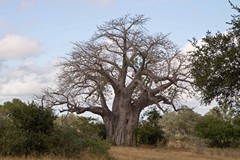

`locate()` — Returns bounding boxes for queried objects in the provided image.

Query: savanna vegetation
[0,1,240,159]
[0,99,110,159]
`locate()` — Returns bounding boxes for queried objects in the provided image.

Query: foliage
[195,114,239,148]
[9,102,55,135]
[206,103,238,122]
[0,99,110,157]
[83,137,110,154]
[135,108,167,146]
[190,2,240,107]
[49,126,83,157]
[233,115,240,140]
[50,114,110,157]
[199,102,240,148]
[0,99,56,156]
[161,109,201,137]
[55,114,107,139]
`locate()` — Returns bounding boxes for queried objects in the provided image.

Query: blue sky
[0,0,239,114]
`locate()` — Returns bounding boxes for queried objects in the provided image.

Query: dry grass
[0,153,110,160]
[0,147,240,160]
[109,147,240,160]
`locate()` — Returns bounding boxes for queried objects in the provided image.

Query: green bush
[49,121,110,158]
[48,126,84,158]
[0,99,110,157]
[82,137,110,154]
[55,115,107,139]
[135,108,167,146]
[0,99,56,156]
[195,115,238,148]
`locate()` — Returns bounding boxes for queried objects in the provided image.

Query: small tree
[161,109,201,137]
[207,103,238,122]
[0,99,56,156]
[195,115,238,148]
[135,108,166,146]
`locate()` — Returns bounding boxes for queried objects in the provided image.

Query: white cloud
[1,75,40,96]
[0,59,58,103]
[0,34,40,60]
[0,60,4,69]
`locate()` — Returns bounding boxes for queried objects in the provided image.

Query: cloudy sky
[0,0,239,114]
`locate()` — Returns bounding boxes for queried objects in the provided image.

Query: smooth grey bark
[103,91,142,146]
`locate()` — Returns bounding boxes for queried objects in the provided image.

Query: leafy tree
[42,15,191,146]
[205,103,240,147]
[8,101,55,135]
[161,109,201,137]
[207,103,238,122]
[190,2,240,108]
[195,114,238,148]
[0,99,56,156]
[135,108,166,146]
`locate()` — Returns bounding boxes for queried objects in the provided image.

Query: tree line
[1,98,239,158]
[136,105,240,148]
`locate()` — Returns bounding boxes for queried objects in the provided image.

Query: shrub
[49,124,110,158]
[0,99,55,156]
[195,115,238,148]
[135,108,167,146]
[48,126,84,158]
[0,99,110,158]
[82,137,110,154]
[49,115,110,157]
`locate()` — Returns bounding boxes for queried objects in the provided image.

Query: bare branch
[42,14,192,120]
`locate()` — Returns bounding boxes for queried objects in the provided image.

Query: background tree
[161,109,201,138]
[190,2,240,109]
[190,3,240,147]
[195,114,239,148]
[207,103,238,121]
[0,99,56,156]
[55,114,106,140]
[135,108,166,146]
[43,15,191,146]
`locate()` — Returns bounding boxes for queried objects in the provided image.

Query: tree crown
[43,14,191,115]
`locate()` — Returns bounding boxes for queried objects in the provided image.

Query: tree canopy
[190,2,240,107]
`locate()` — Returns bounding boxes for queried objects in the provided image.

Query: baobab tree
[43,15,191,146]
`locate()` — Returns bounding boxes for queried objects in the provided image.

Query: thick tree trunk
[103,110,140,146]
[103,93,141,146]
